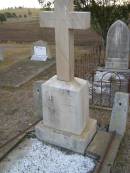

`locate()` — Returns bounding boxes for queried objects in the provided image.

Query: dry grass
[0,8,40,17]
[0,43,32,70]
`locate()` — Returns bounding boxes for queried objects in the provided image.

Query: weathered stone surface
[33,81,45,119]
[35,118,97,154]
[109,92,129,136]
[40,0,90,81]
[105,20,130,70]
[41,75,90,135]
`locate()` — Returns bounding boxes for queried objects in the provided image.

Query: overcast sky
[0,0,127,9]
[0,0,42,9]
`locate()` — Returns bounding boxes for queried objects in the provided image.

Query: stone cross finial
[40,0,90,81]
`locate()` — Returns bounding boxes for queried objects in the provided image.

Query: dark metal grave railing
[74,48,129,108]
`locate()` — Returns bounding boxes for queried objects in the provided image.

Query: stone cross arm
[40,11,90,30]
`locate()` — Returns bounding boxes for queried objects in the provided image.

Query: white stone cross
[40,0,90,81]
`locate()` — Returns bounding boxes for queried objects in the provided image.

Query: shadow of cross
[40,0,90,82]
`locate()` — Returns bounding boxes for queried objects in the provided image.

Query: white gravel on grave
[0,138,95,173]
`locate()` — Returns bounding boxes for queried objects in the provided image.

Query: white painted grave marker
[31,40,48,61]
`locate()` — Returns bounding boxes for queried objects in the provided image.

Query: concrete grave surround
[35,0,97,154]
[105,20,130,70]
[109,92,129,136]
[31,40,49,61]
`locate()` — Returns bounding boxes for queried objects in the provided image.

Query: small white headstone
[109,92,129,136]
[31,40,48,61]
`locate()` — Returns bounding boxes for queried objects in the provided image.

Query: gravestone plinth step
[0,58,55,88]
[35,119,97,154]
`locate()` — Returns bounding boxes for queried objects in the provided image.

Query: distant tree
[12,13,17,18]
[38,0,54,11]
[4,12,17,18]
[18,14,22,18]
[74,0,90,10]
[28,9,32,16]
[74,0,129,47]
[4,12,13,18]
[0,13,6,23]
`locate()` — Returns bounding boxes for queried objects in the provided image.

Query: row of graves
[0,41,55,88]
[0,0,130,173]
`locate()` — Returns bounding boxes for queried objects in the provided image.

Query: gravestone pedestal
[35,75,97,154]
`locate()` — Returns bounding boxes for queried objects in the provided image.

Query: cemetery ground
[0,43,32,70]
[0,43,130,173]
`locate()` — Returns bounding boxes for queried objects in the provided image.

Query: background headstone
[31,40,48,61]
[109,92,129,136]
[105,20,130,70]
[0,48,4,61]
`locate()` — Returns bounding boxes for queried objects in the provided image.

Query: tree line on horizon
[0,9,33,23]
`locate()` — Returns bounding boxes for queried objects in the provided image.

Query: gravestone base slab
[31,55,48,62]
[105,58,129,70]
[35,118,97,154]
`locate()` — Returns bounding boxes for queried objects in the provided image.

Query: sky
[0,0,42,9]
[0,0,128,9]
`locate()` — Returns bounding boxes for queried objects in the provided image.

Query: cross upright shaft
[40,0,90,82]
